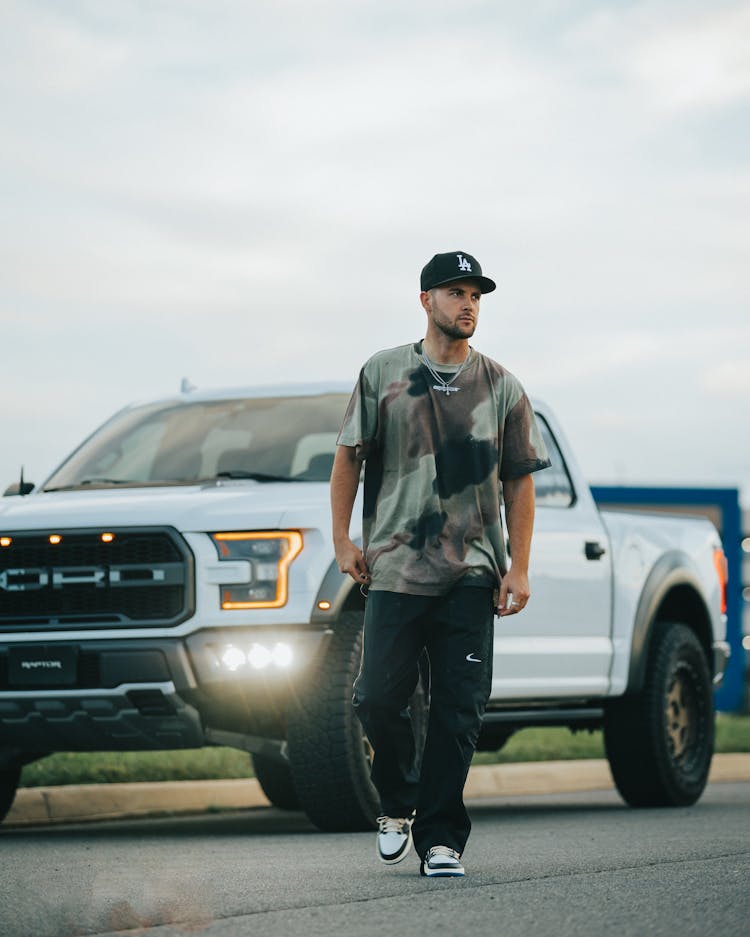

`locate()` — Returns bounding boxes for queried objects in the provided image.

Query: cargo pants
[352,584,495,858]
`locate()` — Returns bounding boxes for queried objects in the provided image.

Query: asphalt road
[1,783,748,937]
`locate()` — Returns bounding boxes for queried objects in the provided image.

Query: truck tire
[0,767,21,824]
[287,610,428,832]
[251,753,300,811]
[604,623,714,807]
[476,726,514,753]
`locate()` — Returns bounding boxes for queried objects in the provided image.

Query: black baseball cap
[420,251,496,294]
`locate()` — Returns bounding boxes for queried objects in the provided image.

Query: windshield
[43,393,350,491]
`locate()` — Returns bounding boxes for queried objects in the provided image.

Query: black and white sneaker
[376,815,414,864]
[420,846,465,877]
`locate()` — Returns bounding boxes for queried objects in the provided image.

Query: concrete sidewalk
[6,753,750,828]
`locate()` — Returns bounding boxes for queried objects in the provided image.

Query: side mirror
[3,481,35,496]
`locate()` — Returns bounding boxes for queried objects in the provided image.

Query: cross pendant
[433,384,460,395]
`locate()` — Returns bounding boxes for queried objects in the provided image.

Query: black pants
[352,585,494,858]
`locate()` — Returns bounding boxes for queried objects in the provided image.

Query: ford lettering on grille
[0,566,171,591]
[0,528,193,631]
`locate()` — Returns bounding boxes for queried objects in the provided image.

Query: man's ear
[419,290,432,315]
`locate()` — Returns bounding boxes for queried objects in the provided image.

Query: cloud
[702,361,750,394]
[0,1,748,500]
[562,1,750,111]
[0,0,130,96]
[628,4,750,110]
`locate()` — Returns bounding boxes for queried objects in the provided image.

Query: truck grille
[0,527,194,631]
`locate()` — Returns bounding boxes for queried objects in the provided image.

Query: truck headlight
[211,531,303,609]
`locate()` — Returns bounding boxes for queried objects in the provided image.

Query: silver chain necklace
[418,345,473,396]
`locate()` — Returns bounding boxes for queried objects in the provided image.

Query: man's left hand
[497,569,530,617]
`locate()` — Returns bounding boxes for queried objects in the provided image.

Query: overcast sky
[1,0,749,505]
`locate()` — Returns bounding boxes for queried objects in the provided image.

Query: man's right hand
[335,539,371,584]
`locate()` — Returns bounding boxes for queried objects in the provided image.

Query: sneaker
[376,815,414,864]
[420,845,465,877]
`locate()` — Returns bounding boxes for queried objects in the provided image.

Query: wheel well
[652,584,712,662]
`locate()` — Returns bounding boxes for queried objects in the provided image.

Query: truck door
[491,410,614,700]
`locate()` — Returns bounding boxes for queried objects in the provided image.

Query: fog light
[272,642,293,668]
[216,640,297,674]
[221,646,246,672]
[248,643,272,670]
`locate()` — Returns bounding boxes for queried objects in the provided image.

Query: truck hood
[0,482,330,532]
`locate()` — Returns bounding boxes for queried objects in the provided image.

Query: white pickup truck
[0,384,730,829]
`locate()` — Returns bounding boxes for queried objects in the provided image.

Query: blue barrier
[590,485,743,713]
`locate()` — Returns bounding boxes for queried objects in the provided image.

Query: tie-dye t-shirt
[337,341,551,596]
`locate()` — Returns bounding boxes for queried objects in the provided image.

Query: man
[330,250,550,877]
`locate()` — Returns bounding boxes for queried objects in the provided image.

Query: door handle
[585,541,606,561]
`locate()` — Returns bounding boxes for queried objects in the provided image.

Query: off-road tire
[251,753,300,811]
[0,767,21,824]
[604,622,714,807]
[287,610,428,832]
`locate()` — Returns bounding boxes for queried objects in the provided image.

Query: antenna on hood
[16,466,34,497]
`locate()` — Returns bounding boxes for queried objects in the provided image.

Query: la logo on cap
[456,254,472,272]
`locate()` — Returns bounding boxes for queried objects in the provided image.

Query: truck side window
[533,416,575,508]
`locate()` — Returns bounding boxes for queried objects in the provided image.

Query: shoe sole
[377,826,413,865]
[421,866,465,877]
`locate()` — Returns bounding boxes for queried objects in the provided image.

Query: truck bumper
[0,680,205,752]
[712,640,731,687]
[0,626,331,755]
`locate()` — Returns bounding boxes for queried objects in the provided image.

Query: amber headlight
[211,531,303,609]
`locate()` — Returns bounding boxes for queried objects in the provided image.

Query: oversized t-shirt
[337,341,551,595]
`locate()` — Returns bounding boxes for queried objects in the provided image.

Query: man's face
[421,279,482,340]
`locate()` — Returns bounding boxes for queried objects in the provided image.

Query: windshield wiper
[44,478,139,491]
[45,472,302,492]
[44,478,185,492]
[80,477,138,485]
[212,471,296,483]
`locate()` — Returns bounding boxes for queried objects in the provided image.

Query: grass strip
[19,713,750,788]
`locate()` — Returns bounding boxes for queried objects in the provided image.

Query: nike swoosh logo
[465,653,482,663]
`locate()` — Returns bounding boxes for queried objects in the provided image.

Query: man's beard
[436,318,475,341]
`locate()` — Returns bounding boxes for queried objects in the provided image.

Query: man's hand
[497,473,535,617]
[330,445,370,585]
[335,538,371,584]
[497,567,530,617]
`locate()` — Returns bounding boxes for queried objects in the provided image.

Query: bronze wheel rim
[665,671,696,759]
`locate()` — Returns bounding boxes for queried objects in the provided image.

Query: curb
[5,753,750,828]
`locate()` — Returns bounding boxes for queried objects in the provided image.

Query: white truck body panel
[601,509,726,696]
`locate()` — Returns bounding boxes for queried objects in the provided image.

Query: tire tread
[604,622,713,807]
[287,611,379,831]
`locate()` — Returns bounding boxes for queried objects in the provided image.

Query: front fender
[310,554,363,624]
